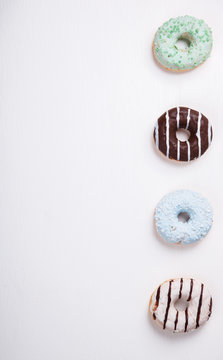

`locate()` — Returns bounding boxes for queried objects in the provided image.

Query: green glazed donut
[153,15,213,72]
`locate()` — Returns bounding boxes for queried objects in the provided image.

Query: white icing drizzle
[196,112,202,157]
[208,121,211,146]
[186,108,190,130]
[186,140,190,161]
[177,106,180,129]
[177,140,180,161]
[166,111,169,157]
[155,121,159,148]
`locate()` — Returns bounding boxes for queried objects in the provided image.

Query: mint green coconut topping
[153,15,213,71]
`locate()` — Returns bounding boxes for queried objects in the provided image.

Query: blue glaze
[155,190,213,245]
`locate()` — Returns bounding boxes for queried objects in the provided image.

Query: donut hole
[174,298,188,312]
[178,212,190,223]
[176,128,190,142]
[175,36,191,51]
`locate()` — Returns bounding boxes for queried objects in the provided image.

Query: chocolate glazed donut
[154,107,213,161]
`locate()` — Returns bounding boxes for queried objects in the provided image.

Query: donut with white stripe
[149,278,212,333]
[154,107,213,161]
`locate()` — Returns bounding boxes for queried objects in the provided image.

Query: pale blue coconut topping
[155,190,213,245]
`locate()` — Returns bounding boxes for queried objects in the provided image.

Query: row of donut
[150,189,213,333]
[149,16,213,334]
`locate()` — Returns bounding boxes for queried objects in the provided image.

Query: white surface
[0,1,222,359]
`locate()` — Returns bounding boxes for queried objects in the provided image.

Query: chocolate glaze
[187,279,193,301]
[154,107,213,161]
[208,297,212,319]
[174,311,179,331]
[152,285,161,318]
[196,283,204,328]
[163,280,173,329]
[179,278,183,299]
[184,307,189,332]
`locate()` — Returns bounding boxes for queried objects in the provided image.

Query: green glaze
[153,15,213,71]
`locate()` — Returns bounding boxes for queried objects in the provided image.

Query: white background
[0,0,222,359]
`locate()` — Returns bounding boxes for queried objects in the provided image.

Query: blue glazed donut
[155,190,213,245]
